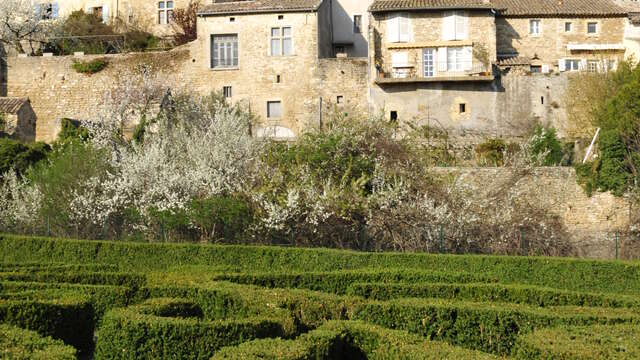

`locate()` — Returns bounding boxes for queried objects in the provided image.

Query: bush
[0,139,50,177]
[514,324,640,359]
[72,58,108,74]
[528,125,563,166]
[0,323,76,360]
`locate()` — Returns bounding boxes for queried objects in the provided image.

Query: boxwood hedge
[0,323,76,359]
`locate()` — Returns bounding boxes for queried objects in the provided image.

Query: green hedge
[0,263,119,272]
[213,269,494,294]
[2,234,640,295]
[514,324,640,359]
[0,323,76,359]
[0,294,95,352]
[0,271,145,288]
[94,297,294,360]
[213,321,499,360]
[347,282,640,308]
[354,298,640,355]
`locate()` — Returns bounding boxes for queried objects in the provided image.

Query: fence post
[520,227,526,257]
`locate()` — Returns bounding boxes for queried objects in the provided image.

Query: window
[565,22,572,32]
[423,48,435,77]
[530,65,542,73]
[276,75,281,83]
[36,3,58,20]
[278,15,284,20]
[158,1,174,25]
[353,15,362,33]
[390,111,398,122]
[267,101,282,118]
[211,34,238,69]
[271,27,293,56]
[223,86,232,98]
[230,17,235,22]
[447,47,465,72]
[442,11,467,40]
[530,20,541,35]
[92,6,103,19]
[459,103,466,114]
[387,13,410,43]
[540,96,544,105]
[337,95,344,104]
[588,60,599,73]
[587,22,598,34]
[565,59,580,71]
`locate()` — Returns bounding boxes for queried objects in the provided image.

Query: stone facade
[496,17,626,69]
[0,99,37,142]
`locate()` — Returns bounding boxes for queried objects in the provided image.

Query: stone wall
[435,167,633,259]
[496,16,626,67]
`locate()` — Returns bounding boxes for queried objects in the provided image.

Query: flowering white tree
[0,0,57,54]
[0,171,42,231]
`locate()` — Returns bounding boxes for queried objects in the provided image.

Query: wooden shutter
[558,59,566,72]
[437,47,448,72]
[442,12,455,41]
[102,4,109,23]
[456,12,468,40]
[579,59,587,71]
[392,52,408,67]
[387,14,399,43]
[399,14,410,42]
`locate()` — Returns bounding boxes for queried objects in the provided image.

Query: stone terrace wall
[435,167,633,259]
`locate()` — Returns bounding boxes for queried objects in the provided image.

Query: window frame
[210,34,239,69]
[267,101,282,119]
[587,22,598,35]
[158,1,174,25]
[565,59,581,71]
[530,19,541,36]
[353,14,362,34]
[447,47,465,72]
[270,26,294,56]
[564,22,572,33]
[223,86,232,98]
[423,48,435,77]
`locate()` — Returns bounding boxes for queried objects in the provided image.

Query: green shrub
[0,323,76,360]
[475,139,507,166]
[514,324,640,359]
[529,125,563,166]
[72,58,108,74]
[346,282,640,308]
[0,138,50,176]
[0,271,145,288]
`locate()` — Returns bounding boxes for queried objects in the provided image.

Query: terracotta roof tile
[199,0,324,15]
[497,55,531,65]
[491,0,626,17]
[0,97,28,114]
[370,0,495,12]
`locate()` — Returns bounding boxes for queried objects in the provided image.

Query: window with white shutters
[442,11,467,40]
[211,34,238,69]
[447,47,464,71]
[387,13,410,43]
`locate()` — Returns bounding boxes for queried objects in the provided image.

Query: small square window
[587,22,598,34]
[223,86,232,98]
[230,17,235,22]
[459,103,467,114]
[565,22,572,32]
[337,95,344,104]
[267,101,282,118]
[390,111,398,122]
[276,75,281,83]
[278,15,284,20]
[530,20,541,35]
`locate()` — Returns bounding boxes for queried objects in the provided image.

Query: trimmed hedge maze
[0,234,639,359]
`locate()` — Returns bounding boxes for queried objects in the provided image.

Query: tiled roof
[198,0,324,15]
[497,56,531,66]
[0,97,28,114]
[491,0,626,17]
[630,13,640,25]
[369,0,495,12]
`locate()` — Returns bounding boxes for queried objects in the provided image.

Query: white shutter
[611,59,618,71]
[399,14,410,42]
[580,59,587,71]
[541,64,550,73]
[392,52,408,67]
[437,47,448,72]
[463,46,473,70]
[558,58,566,72]
[456,12,468,40]
[86,5,92,13]
[102,4,109,23]
[387,14,399,43]
[442,12,455,41]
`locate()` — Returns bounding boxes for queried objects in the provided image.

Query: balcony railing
[376,61,494,84]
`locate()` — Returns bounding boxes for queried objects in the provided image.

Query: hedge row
[213,269,495,294]
[0,294,95,351]
[2,234,640,294]
[514,324,640,359]
[213,320,499,360]
[347,282,640,308]
[0,271,145,289]
[0,262,119,273]
[94,297,296,360]
[0,323,76,360]
[354,298,640,355]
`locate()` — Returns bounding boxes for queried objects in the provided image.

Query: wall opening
[541,96,544,105]
[229,17,235,22]
[459,103,467,114]
[278,15,284,20]
[390,111,398,122]
[337,95,344,104]
[223,86,232,98]
[276,75,281,83]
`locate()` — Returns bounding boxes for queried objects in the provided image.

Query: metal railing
[379,61,492,80]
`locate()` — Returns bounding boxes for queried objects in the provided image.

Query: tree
[0,0,57,54]
[171,0,200,45]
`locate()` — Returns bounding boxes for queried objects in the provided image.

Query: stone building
[0,97,37,141]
